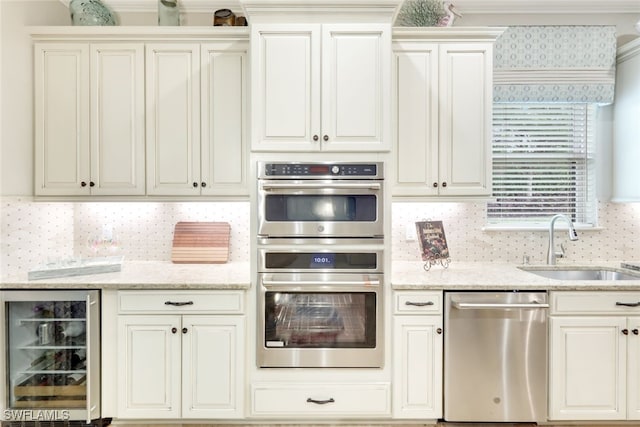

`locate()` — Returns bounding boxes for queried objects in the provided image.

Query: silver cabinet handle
[261,182,381,191]
[453,302,549,309]
[616,302,640,307]
[405,301,435,307]
[307,397,335,405]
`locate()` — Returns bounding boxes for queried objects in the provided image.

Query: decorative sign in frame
[415,220,451,270]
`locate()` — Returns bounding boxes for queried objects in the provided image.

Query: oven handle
[261,182,381,191]
[262,279,381,287]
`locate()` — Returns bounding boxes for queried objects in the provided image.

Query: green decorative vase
[158,0,180,26]
[69,0,117,26]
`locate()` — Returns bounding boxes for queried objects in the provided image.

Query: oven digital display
[309,165,330,174]
[310,253,336,268]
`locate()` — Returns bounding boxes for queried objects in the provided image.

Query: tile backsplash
[1,199,639,277]
[0,199,250,277]
[393,201,640,264]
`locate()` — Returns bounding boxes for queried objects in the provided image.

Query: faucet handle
[555,243,566,259]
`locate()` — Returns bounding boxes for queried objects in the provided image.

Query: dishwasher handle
[452,301,549,310]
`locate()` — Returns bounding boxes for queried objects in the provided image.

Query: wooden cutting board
[171,222,230,264]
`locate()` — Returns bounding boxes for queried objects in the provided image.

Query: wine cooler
[0,290,100,424]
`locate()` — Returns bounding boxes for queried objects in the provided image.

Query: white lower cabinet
[251,383,390,417]
[392,291,443,419]
[549,291,640,421]
[116,291,245,419]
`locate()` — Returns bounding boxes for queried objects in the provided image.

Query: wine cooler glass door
[2,290,100,423]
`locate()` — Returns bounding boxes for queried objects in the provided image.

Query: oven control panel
[261,162,382,178]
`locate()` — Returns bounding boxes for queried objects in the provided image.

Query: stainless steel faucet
[547,214,579,265]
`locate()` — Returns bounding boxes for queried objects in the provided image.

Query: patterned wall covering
[393,201,640,264]
[2,200,640,277]
[0,200,250,277]
[493,26,617,103]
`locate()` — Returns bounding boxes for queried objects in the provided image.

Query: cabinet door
[392,315,442,419]
[181,316,244,418]
[34,43,90,196]
[117,315,182,419]
[146,44,201,195]
[321,24,390,152]
[549,316,626,420]
[392,42,439,196]
[200,42,248,196]
[438,43,493,196]
[90,44,145,195]
[251,24,321,151]
[612,39,640,202]
[627,317,640,419]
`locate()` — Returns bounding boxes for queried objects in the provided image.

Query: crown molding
[393,26,505,41]
[240,0,402,22]
[617,36,640,63]
[30,25,249,40]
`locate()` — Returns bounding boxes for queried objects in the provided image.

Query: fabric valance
[493,26,617,103]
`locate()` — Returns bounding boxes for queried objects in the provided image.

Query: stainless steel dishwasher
[444,291,548,422]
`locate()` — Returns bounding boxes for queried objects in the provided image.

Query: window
[487,104,597,228]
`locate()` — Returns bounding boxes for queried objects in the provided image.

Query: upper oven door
[257,179,383,237]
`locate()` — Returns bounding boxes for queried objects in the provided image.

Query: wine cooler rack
[9,301,87,409]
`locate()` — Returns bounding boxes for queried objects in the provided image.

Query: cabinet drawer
[118,290,243,314]
[251,383,390,417]
[551,291,640,315]
[394,291,442,314]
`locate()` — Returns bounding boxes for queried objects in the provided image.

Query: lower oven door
[257,273,383,368]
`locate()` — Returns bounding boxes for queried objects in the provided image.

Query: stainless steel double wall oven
[256,162,385,368]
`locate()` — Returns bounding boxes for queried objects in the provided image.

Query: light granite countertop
[4,260,640,292]
[0,261,251,290]
[391,261,640,291]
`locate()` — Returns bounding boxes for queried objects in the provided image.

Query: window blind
[487,104,597,226]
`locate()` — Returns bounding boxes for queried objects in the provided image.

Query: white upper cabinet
[33,28,249,199]
[200,42,248,196]
[145,43,202,196]
[438,43,493,196]
[612,38,640,202]
[35,42,145,196]
[393,42,439,196]
[251,23,391,152]
[146,40,248,196]
[392,29,502,198]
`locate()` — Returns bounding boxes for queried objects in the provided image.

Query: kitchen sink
[519,266,640,281]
